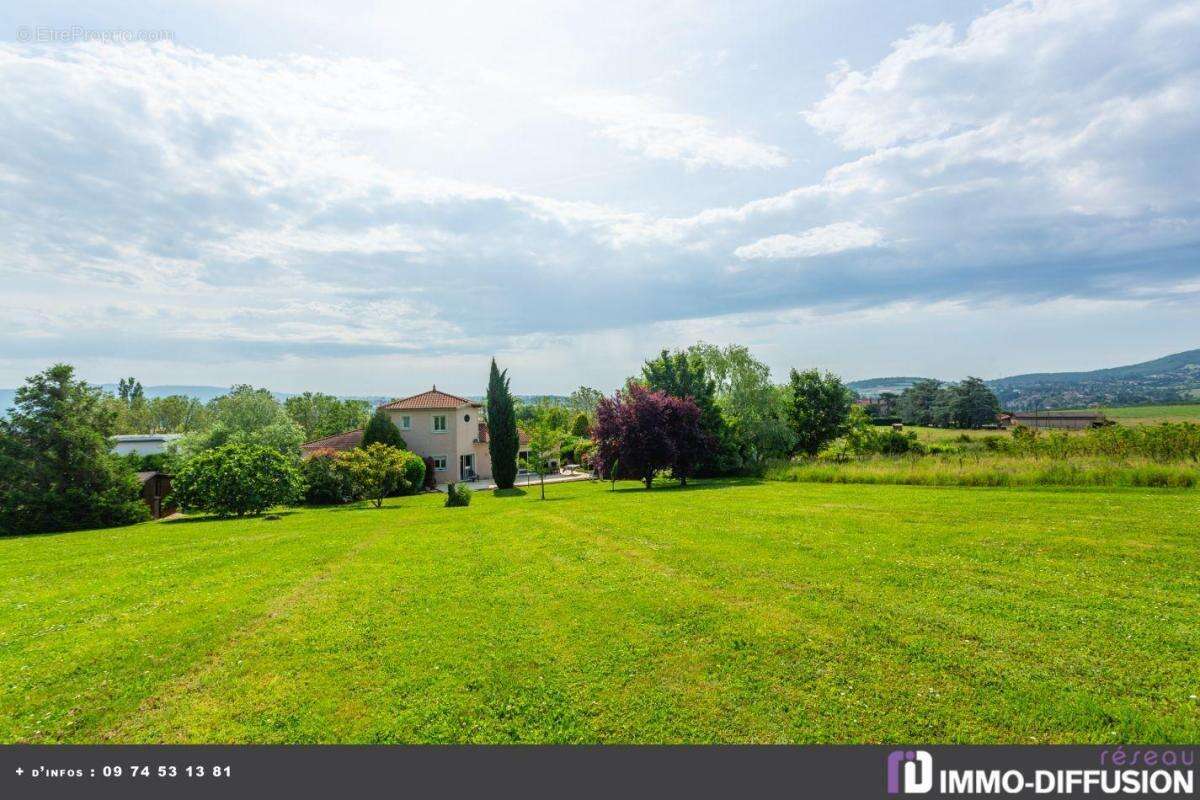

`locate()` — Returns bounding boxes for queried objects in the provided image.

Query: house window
[463,413,471,422]
[433,455,447,471]
[399,415,411,430]
[517,449,530,473]
[432,415,447,432]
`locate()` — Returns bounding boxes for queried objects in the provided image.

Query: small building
[137,471,176,519]
[1000,412,1111,431]
[112,433,183,457]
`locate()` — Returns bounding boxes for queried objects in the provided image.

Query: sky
[1,0,1198,397]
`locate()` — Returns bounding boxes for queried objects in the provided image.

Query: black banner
[0,745,1195,799]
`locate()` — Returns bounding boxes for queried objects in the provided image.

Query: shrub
[875,429,924,455]
[445,482,472,507]
[421,456,438,491]
[172,443,303,517]
[301,448,356,504]
[397,449,426,495]
[339,443,424,507]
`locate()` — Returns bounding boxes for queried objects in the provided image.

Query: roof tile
[379,387,479,410]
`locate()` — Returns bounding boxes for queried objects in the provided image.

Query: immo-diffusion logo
[887,750,933,794]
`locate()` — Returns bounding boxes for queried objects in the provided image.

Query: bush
[421,456,438,491]
[171,443,303,517]
[301,448,356,504]
[445,482,472,507]
[874,429,924,455]
[339,443,424,507]
[398,451,426,495]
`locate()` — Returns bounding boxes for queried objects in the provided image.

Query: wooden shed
[137,471,176,519]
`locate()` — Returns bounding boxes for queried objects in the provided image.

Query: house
[112,433,183,457]
[300,387,551,484]
[380,387,550,483]
[999,411,1111,430]
[137,471,176,519]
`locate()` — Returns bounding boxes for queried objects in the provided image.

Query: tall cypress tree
[486,359,519,489]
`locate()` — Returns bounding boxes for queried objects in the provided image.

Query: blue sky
[1,0,1198,396]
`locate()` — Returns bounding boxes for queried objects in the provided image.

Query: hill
[989,348,1200,410]
[846,377,930,397]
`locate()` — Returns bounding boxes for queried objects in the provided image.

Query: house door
[460,453,475,480]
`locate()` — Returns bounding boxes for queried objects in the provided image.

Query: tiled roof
[300,428,364,455]
[379,387,479,410]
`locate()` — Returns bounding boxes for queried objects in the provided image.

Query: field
[903,404,1200,442]
[2,480,1198,744]
[906,425,1010,443]
[1082,404,1200,425]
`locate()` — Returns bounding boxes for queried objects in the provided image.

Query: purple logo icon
[887,750,933,794]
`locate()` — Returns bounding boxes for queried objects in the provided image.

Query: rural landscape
[3,0,1200,779]
[2,344,1199,743]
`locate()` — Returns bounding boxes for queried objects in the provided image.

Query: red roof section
[300,428,364,455]
[379,386,479,410]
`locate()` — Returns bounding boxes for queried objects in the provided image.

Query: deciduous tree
[786,368,852,456]
[592,384,707,489]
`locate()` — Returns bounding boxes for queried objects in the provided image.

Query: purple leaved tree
[592,383,710,489]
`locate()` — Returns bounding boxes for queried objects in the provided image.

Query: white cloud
[1,0,1199,390]
[734,222,883,260]
[558,93,789,169]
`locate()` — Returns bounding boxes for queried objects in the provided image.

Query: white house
[111,433,183,457]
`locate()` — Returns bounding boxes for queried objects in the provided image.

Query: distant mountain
[0,384,394,416]
[0,383,560,417]
[846,377,931,397]
[988,348,1200,411]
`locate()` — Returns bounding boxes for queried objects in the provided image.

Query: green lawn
[1084,404,1200,425]
[2,480,1198,743]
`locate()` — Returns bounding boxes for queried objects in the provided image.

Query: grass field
[1083,404,1200,425]
[906,425,1010,443]
[2,480,1198,744]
